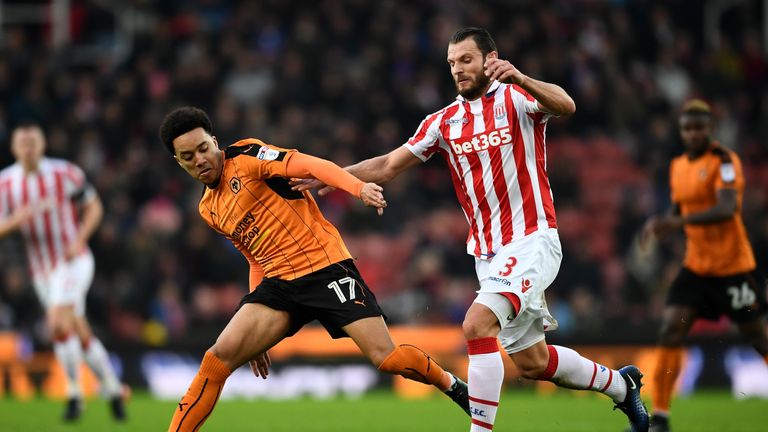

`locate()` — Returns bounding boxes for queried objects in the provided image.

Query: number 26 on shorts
[499,256,517,277]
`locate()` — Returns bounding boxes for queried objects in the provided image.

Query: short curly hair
[159,106,213,155]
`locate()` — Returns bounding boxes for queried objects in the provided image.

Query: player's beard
[456,71,491,101]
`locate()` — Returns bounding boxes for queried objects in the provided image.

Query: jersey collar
[455,80,502,102]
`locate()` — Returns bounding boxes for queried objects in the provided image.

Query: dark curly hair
[159,106,213,155]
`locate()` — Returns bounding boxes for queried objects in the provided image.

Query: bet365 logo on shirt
[450,127,513,155]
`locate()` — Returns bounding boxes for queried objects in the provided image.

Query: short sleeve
[64,162,96,203]
[227,140,297,180]
[0,180,8,217]
[511,85,552,123]
[714,153,743,190]
[404,114,441,162]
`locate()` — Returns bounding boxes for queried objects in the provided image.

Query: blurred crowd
[1,0,767,348]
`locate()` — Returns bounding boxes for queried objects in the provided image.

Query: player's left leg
[512,340,648,432]
[343,316,470,415]
[736,317,768,364]
[74,316,127,420]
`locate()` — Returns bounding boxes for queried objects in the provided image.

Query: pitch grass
[0,391,766,432]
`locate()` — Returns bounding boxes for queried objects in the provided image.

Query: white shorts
[473,228,562,354]
[32,252,94,317]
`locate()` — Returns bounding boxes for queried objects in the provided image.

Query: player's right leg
[649,304,697,432]
[48,304,85,421]
[342,315,470,415]
[168,303,290,432]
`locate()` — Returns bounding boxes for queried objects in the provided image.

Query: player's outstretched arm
[484,57,576,117]
[285,152,387,213]
[291,146,420,196]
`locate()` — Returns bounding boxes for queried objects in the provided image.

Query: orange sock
[652,347,683,414]
[168,351,232,432]
[378,344,452,390]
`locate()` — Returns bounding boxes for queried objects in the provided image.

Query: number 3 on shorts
[499,256,517,277]
[328,277,357,303]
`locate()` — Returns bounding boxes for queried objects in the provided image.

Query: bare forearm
[76,197,103,245]
[346,155,393,184]
[518,75,575,116]
[683,206,734,225]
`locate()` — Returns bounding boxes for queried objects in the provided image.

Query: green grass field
[0,391,766,432]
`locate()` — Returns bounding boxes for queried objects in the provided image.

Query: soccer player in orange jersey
[641,99,768,432]
[159,107,470,431]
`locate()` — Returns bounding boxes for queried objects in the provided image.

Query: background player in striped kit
[0,122,126,421]
[639,99,768,432]
[294,27,649,432]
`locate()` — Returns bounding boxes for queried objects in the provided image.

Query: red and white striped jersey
[0,158,94,276]
[404,80,558,258]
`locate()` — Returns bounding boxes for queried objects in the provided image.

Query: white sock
[468,337,502,431]
[540,345,627,403]
[53,335,83,398]
[83,337,121,397]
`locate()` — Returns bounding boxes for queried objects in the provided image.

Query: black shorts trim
[240,259,386,338]
[667,267,767,323]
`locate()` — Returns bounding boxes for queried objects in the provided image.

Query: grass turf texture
[0,391,765,432]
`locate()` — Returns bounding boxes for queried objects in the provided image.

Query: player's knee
[517,357,548,380]
[658,323,686,346]
[462,311,499,341]
[209,336,242,367]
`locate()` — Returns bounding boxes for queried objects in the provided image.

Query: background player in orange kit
[641,99,768,432]
[159,106,469,432]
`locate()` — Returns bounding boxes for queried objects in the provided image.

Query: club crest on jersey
[230,177,242,194]
[494,104,506,120]
[256,146,280,161]
[445,117,468,125]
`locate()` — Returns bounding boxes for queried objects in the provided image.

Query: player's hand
[64,239,85,261]
[359,183,386,216]
[484,58,526,85]
[8,199,54,228]
[640,215,683,250]
[289,178,337,196]
[249,351,271,380]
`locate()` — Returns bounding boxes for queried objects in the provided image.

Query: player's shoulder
[224,138,291,161]
[42,157,82,172]
[425,100,462,123]
[708,143,739,164]
[0,162,19,178]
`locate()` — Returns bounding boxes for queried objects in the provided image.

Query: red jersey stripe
[37,174,57,269]
[532,116,557,228]
[505,87,539,234]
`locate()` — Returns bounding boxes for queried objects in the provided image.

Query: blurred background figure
[0,123,126,421]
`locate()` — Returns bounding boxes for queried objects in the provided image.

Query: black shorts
[667,267,767,323]
[240,259,386,339]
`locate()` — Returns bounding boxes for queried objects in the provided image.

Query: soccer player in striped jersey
[640,99,768,432]
[159,107,469,432]
[295,27,649,432]
[0,122,126,421]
